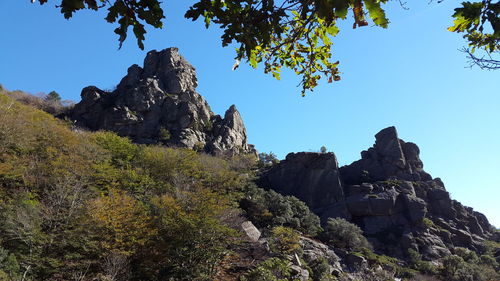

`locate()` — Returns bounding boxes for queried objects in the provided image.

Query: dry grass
[0,85,74,116]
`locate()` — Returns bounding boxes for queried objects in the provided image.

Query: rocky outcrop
[340,126,431,184]
[258,127,493,260]
[70,47,255,156]
[258,152,344,210]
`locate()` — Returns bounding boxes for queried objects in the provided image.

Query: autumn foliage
[0,89,247,280]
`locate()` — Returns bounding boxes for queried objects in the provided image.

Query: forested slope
[0,87,498,281]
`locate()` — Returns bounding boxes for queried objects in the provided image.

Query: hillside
[0,48,499,281]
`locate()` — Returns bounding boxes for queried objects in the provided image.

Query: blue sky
[1,0,499,227]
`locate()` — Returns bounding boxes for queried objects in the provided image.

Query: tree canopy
[448,0,500,70]
[34,0,499,94]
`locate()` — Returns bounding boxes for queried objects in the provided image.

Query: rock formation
[259,126,493,260]
[340,126,432,184]
[258,152,344,210]
[70,47,255,156]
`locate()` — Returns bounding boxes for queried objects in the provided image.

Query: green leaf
[364,0,389,28]
[272,71,281,80]
[326,25,339,36]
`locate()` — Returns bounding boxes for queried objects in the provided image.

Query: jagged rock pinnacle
[70,47,255,156]
[340,126,431,184]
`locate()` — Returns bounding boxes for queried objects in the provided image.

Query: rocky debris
[258,127,493,260]
[258,152,344,210]
[70,47,255,156]
[300,236,343,276]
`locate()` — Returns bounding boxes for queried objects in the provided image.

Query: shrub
[409,274,441,281]
[269,226,301,256]
[345,268,396,281]
[422,218,435,228]
[193,141,206,152]
[258,152,279,167]
[91,132,141,168]
[453,247,479,263]
[479,254,498,268]
[441,255,465,279]
[0,247,20,279]
[158,127,171,143]
[151,189,237,280]
[439,251,500,281]
[240,184,322,236]
[87,189,157,256]
[309,256,335,281]
[227,154,258,171]
[240,258,295,281]
[321,218,372,251]
[407,249,437,275]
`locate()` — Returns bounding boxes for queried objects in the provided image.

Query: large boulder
[240,221,261,242]
[70,47,255,156]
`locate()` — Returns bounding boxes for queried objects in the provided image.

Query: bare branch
[462,48,500,70]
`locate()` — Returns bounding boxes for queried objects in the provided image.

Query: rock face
[258,152,344,210]
[70,47,255,156]
[259,127,493,260]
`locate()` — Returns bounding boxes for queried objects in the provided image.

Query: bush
[240,184,322,236]
[0,247,20,279]
[321,218,371,251]
[479,254,498,268]
[309,256,335,281]
[150,189,237,280]
[422,218,435,228]
[258,152,279,167]
[193,141,206,152]
[240,258,295,281]
[91,132,141,168]
[344,268,396,281]
[269,226,301,256]
[453,247,479,263]
[87,189,157,256]
[407,249,437,275]
[158,127,171,143]
[440,252,500,281]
